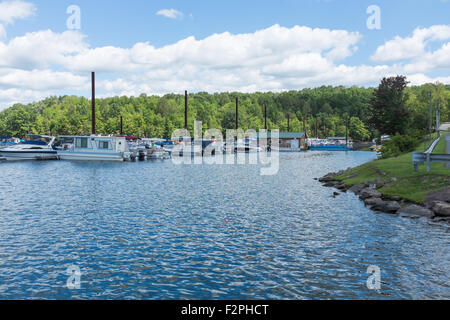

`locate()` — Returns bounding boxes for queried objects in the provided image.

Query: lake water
[0,152,449,300]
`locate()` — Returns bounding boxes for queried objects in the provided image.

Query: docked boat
[0,137,22,149]
[223,139,262,153]
[147,145,171,160]
[57,135,132,161]
[0,135,57,161]
[308,138,352,151]
[153,140,175,151]
[172,139,222,157]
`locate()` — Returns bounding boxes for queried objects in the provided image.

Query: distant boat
[223,139,262,153]
[147,145,171,160]
[172,139,220,157]
[57,135,132,161]
[308,138,352,151]
[309,145,351,151]
[0,137,22,149]
[0,135,57,161]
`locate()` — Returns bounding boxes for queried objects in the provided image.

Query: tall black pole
[236,97,239,130]
[185,91,188,130]
[120,116,123,135]
[91,72,96,135]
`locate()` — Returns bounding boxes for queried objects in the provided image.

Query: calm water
[0,152,449,300]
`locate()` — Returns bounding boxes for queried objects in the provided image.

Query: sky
[0,0,449,110]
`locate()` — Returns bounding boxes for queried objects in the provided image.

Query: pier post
[91,72,96,135]
[185,91,188,130]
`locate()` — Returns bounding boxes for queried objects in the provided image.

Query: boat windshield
[21,140,48,146]
[21,135,51,145]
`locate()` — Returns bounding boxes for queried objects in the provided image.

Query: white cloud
[0,30,87,69]
[0,87,50,107]
[372,25,450,62]
[0,69,87,90]
[156,8,184,20]
[0,1,35,39]
[0,0,35,24]
[0,23,449,111]
[0,24,6,39]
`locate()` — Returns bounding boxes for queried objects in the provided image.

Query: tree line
[0,80,448,141]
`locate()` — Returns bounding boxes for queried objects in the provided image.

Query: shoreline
[318,167,450,226]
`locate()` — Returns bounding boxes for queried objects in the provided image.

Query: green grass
[433,132,449,154]
[335,138,450,204]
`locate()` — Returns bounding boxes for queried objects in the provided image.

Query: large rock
[349,183,366,195]
[364,197,384,207]
[319,173,337,182]
[424,187,450,208]
[336,183,348,191]
[372,201,401,214]
[433,217,450,224]
[323,181,340,187]
[359,188,382,200]
[432,201,450,217]
[397,204,435,219]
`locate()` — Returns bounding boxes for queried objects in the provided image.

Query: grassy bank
[433,133,448,154]
[335,133,450,204]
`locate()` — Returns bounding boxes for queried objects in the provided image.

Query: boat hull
[58,151,125,161]
[0,150,58,161]
[310,145,351,151]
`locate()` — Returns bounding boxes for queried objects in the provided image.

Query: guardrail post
[426,153,431,172]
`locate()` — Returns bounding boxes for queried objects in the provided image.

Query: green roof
[256,132,306,139]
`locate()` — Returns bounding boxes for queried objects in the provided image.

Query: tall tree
[368,76,410,135]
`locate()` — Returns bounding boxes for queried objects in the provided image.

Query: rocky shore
[318,168,450,225]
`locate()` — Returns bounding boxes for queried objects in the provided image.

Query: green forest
[0,80,449,141]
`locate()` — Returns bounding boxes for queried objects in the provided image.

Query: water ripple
[0,152,449,299]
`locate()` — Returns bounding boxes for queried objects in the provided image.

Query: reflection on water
[0,152,449,299]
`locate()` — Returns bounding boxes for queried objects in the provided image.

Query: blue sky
[0,0,449,109]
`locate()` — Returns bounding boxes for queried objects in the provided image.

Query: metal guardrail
[413,134,450,172]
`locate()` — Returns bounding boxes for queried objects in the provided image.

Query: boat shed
[256,132,307,149]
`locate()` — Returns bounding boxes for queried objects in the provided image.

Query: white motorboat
[147,145,171,160]
[57,135,132,161]
[0,135,57,161]
[171,139,222,157]
[0,137,21,149]
[223,139,262,153]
